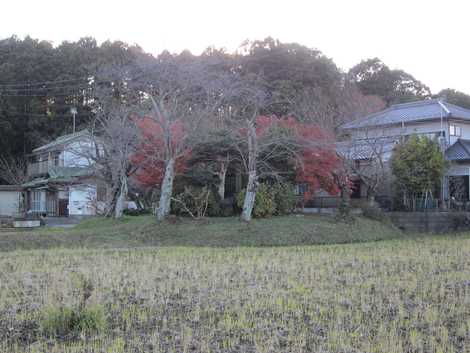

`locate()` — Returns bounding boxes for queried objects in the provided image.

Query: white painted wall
[68,184,97,216]
[60,140,94,167]
[0,191,21,216]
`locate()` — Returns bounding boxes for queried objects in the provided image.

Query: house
[339,98,470,205]
[22,130,106,217]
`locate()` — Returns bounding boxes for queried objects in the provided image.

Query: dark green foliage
[436,88,470,109]
[391,135,447,209]
[0,35,145,176]
[237,183,276,218]
[206,196,236,217]
[236,182,297,218]
[41,305,107,338]
[123,208,151,216]
[348,58,431,105]
[271,182,297,215]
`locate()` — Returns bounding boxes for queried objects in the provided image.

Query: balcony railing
[27,161,53,177]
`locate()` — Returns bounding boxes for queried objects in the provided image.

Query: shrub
[237,183,276,218]
[172,186,218,218]
[359,201,389,223]
[123,208,151,216]
[271,183,297,215]
[41,305,107,338]
[206,195,235,217]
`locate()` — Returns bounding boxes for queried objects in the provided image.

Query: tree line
[1,35,469,221]
[2,35,469,165]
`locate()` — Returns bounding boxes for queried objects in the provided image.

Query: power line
[0,77,90,88]
[0,83,91,92]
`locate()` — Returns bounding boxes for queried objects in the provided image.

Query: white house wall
[68,184,97,216]
[0,191,21,216]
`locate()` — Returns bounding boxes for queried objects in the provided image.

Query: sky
[2,0,470,94]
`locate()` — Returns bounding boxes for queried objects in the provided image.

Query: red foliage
[291,121,340,199]
[132,117,190,188]
[252,115,339,199]
[246,115,342,200]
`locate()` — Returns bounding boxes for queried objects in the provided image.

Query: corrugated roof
[342,99,470,130]
[32,130,91,154]
[22,166,94,189]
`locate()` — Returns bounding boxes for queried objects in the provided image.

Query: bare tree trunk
[338,182,351,217]
[367,189,376,207]
[114,175,128,219]
[157,157,175,221]
[217,160,228,200]
[241,120,258,222]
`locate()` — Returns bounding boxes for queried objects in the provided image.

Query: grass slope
[0,214,405,251]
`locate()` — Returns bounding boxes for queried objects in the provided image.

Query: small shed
[0,185,23,217]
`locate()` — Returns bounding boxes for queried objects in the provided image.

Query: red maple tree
[291,122,341,200]
[240,115,341,201]
[132,117,190,188]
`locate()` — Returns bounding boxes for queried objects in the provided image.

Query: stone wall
[389,211,470,233]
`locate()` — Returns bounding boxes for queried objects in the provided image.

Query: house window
[31,191,44,212]
[294,184,308,196]
[450,125,462,137]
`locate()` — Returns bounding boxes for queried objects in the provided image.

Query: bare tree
[217,81,272,222]
[135,54,225,221]
[87,87,141,219]
[285,82,386,133]
[339,134,393,205]
[0,156,27,185]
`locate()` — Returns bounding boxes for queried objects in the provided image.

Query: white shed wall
[0,191,21,216]
[68,184,97,216]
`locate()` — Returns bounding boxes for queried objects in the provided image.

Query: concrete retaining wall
[389,212,470,233]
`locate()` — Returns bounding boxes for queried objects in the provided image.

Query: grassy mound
[0,214,404,251]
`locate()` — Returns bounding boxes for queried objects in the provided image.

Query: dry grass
[2,229,470,352]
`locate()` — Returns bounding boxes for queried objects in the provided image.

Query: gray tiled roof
[336,138,399,160]
[342,99,470,129]
[445,139,470,161]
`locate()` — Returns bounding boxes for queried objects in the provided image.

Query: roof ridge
[443,101,470,113]
[457,138,470,156]
[390,98,439,110]
[32,129,91,153]
[341,106,393,129]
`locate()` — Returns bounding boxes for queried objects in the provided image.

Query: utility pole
[70,107,77,133]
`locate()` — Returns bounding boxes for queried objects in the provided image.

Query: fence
[389,211,470,233]
[27,161,50,177]
[308,196,393,210]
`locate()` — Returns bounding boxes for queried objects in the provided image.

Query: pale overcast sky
[2,0,470,94]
